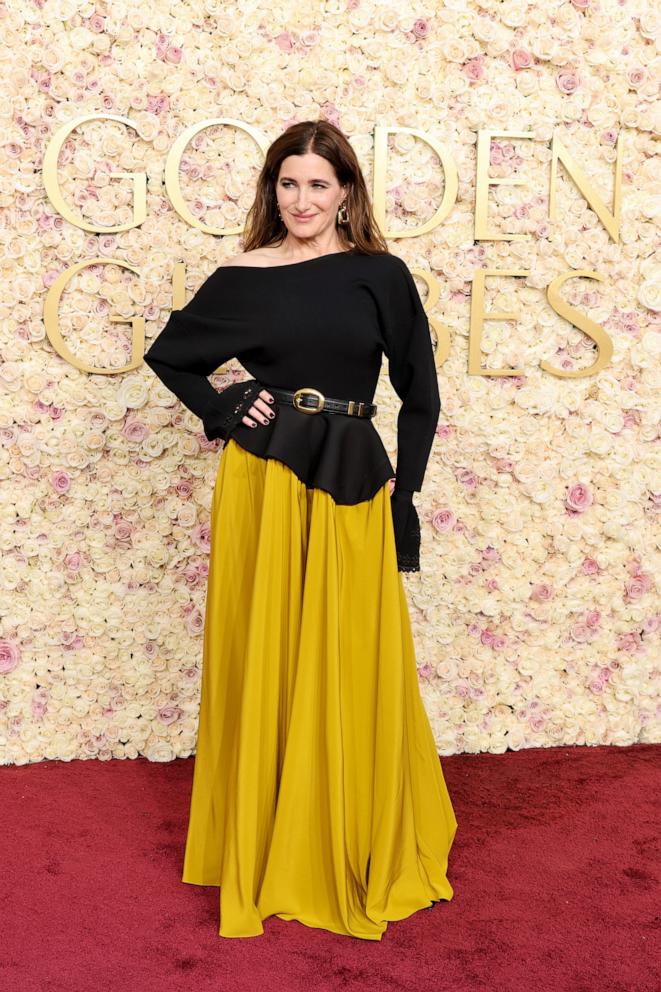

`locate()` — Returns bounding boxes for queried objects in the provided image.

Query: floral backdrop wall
[1,0,659,765]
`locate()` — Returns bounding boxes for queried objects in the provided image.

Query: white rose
[638,11,659,40]
[442,38,468,63]
[144,740,175,762]
[638,280,661,312]
[529,33,556,60]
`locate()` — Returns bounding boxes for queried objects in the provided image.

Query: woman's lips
[293,214,315,220]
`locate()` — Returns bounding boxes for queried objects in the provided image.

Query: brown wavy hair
[241,120,389,256]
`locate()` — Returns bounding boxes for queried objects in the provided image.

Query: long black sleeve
[382,257,441,572]
[143,268,261,441]
[383,256,441,493]
[390,488,422,572]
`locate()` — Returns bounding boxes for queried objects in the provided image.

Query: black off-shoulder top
[143,250,441,571]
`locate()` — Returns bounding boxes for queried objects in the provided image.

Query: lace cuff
[390,489,421,572]
[202,379,263,442]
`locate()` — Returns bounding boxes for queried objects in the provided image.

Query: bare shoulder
[219,249,278,268]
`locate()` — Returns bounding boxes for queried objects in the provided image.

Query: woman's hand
[242,388,276,428]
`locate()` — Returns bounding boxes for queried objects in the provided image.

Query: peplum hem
[225,391,396,505]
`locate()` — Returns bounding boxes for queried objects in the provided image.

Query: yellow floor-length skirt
[181,437,458,940]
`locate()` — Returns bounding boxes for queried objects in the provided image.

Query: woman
[143,119,457,941]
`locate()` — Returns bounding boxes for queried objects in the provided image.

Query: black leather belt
[266,386,377,419]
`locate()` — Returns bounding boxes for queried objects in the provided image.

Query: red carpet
[3,743,659,992]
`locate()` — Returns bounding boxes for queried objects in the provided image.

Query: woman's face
[275,152,347,240]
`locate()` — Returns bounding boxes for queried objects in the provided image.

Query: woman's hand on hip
[242,389,276,428]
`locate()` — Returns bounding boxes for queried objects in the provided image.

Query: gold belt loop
[293,387,325,413]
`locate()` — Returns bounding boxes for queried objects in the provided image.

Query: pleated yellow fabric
[181,438,458,940]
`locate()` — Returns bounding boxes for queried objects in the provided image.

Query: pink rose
[490,142,505,165]
[512,48,533,71]
[158,706,182,725]
[181,564,201,587]
[570,621,593,643]
[431,509,455,532]
[191,522,211,553]
[585,610,601,628]
[531,583,553,602]
[114,520,133,543]
[155,33,169,58]
[571,0,591,8]
[566,482,593,513]
[147,94,170,115]
[320,103,341,128]
[413,18,430,39]
[624,574,652,600]
[275,32,295,52]
[0,640,20,674]
[165,46,183,65]
[32,689,49,719]
[463,58,484,82]
[616,632,642,652]
[122,419,149,442]
[65,552,82,571]
[186,610,205,637]
[51,470,71,494]
[626,67,646,88]
[581,557,599,574]
[556,70,580,94]
[457,469,479,491]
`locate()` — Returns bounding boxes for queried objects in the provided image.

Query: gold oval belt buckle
[293,387,325,414]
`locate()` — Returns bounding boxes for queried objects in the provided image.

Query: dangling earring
[337,201,349,225]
